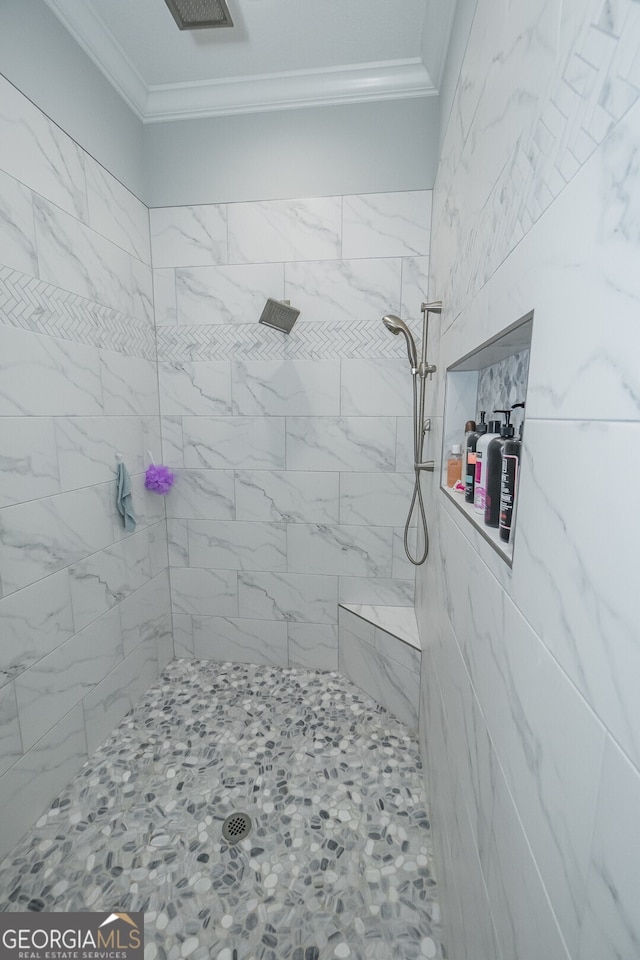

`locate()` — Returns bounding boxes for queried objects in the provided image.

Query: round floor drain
[222,812,252,843]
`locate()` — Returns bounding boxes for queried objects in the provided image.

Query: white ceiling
[42,0,452,122]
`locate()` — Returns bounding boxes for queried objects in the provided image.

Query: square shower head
[258,299,301,335]
[164,0,234,30]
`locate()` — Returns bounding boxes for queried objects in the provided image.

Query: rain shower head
[164,0,234,29]
[259,299,301,335]
[382,314,418,370]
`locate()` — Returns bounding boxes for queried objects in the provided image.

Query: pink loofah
[145,463,175,494]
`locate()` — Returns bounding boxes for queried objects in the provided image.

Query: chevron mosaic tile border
[0,266,156,359]
[156,320,416,362]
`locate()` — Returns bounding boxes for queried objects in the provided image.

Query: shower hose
[403,371,429,565]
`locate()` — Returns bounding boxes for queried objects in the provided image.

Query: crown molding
[43,0,147,118]
[43,0,435,122]
[144,60,436,122]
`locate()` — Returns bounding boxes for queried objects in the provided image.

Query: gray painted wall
[0,0,145,199]
[0,1,439,207]
[144,97,439,207]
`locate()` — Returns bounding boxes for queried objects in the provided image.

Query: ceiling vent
[164,0,234,30]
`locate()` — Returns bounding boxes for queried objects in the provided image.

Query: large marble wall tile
[82,636,160,756]
[128,631,163,701]
[372,626,420,674]
[0,327,103,417]
[165,469,235,520]
[176,263,284,325]
[0,683,21,777]
[171,567,238,617]
[167,519,189,567]
[395,417,416,472]
[192,615,288,666]
[232,360,340,416]
[158,361,232,416]
[0,570,75,688]
[288,622,339,671]
[512,419,640,768]
[434,624,498,874]
[0,485,114,595]
[34,197,133,316]
[150,205,227,268]
[0,75,88,222]
[227,197,342,264]
[577,737,640,960]
[235,470,340,524]
[285,417,397,472]
[147,519,169,579]
[0,417,60,507]
[182,416,286,470]
[338,607,375,646]
[85,155,150,264]
[238,571,338,623]
[55,417,144,491]
[392,527,419,581]
[100,352,159,416]
[509,114,640,423]
[441,506,606,952]
[339,359,413,417]
[153,268,177,326]
[173,613,194,658]
[339,473,415,527]
[0,168,37,276]
[14,606,123,751]
[283,258,402,324]
[69,529,152,630]
[0,704,87,863]
[158,614,175,671]
[287,523,393,578]
[486,768,571,960]
[338,576,414,607]
[119,570,171,657]
[446,779,503,960]
[338,618,419,729]
[400,257,430,321]
[342,192,432,259]
[161,416,185,467]
[188,519,287,572]
[130,258,154,327]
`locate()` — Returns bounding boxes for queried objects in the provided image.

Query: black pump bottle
[464,412,487,504]
[499,403,525,542]
[484,410,514,527]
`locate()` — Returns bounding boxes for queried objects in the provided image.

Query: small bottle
[447,444,463,487]
[465,412,486,504]
[474,420,500,514]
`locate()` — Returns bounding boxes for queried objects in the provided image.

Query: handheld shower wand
[381,301,442,565]
[382,315,418,371]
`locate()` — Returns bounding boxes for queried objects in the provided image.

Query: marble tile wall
[153,190,433,669]
[0,75,169,861]
[417,1,640,958]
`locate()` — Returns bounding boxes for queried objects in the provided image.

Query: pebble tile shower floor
[0,659,443,960]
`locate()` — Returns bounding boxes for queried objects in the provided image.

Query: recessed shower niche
[441,311,533,564]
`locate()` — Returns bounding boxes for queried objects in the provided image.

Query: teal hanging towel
[116,461,136,532]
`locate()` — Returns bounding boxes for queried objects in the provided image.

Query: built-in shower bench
[337,604,421,731]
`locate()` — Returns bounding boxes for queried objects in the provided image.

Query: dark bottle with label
[499,408,524,542]
[465,412,487,503]
[484,409,514,527]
